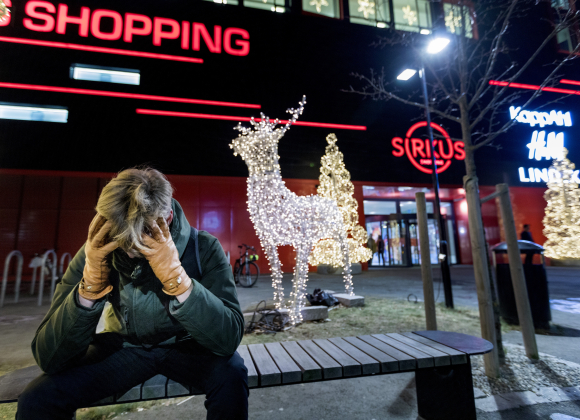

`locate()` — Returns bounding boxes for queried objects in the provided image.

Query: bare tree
[347,0,579,377]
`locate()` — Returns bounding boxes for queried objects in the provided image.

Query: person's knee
[208,353,248,392]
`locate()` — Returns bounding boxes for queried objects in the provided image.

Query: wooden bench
[0,331,492,420]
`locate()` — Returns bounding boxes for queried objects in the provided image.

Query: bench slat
[386,333,450,366]
[328,338,380,375]
[371,334,434,368]
[237,345,259,388]
[413,330,494,356]
[357,335,416,371]
[248,344,281,386]
[280,341,322,382]
[342,337,399,373]
[297,340,342,379]
[264,342,302,384]
[402,333,467,365]
[313,339,361,377]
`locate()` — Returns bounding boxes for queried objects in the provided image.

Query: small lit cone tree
[310,133,372,269]
[543,148,580,262]
[0,0,10,23]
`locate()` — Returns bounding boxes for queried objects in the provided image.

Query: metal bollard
[59,253,72,277]
[1,250,23,308]
[37,250,57,306]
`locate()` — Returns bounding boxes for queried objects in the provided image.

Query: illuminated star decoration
[543,148,580,262]
[230,97,353,325]
[310,134,372,267]
[0,0,10,23]
[309,0,329,13]
[357,0,375,19]
[444,8,462,34]
[402,5,417,25]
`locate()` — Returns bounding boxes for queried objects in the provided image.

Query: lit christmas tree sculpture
[0,0,10,23]
[543,148,580,262]
[231,98,353,324]
[310,134,372,267]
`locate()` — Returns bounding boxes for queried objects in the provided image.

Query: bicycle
[233,244,260,288]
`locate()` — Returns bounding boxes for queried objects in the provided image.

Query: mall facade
[0,0,577,274]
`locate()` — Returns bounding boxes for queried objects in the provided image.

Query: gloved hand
[79,214,118,300]
[141,217,192,296]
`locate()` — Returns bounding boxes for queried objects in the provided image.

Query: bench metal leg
[415,359,476,420]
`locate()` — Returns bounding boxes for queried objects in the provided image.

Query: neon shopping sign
[3,1,250,56]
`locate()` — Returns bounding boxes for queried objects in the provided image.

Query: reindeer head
[231,97,306,176]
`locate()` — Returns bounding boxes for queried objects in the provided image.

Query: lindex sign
[391,122,466,174]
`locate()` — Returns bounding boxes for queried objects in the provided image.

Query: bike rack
[59,253,71,277]
[37,250,57,306]
[0,250,23,308]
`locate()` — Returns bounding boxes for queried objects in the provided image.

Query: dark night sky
[0,0,578,188]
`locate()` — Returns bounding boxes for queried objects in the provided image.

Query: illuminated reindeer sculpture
[230,97,353,324]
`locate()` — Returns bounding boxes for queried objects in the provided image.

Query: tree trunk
[460,101,501,377]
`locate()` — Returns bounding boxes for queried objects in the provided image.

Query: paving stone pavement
[1,265,579,419]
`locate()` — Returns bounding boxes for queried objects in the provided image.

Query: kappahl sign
[391,122,465,174]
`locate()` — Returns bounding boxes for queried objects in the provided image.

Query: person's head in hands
[96,167,174,258]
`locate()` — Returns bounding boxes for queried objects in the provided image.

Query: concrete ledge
[278,305,328,321]
[244,306,328,325]
[317,263,363,275]
[243,312,263,327]
[333,293,365,307]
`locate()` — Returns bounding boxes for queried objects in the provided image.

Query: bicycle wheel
[238,262,259,288]
[233,260,241,284]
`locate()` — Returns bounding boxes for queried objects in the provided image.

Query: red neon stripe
[0,36,203,64]
[489,80,580,95]
[560,79,580,86]
[0,82,261,109]
[136,109,368,131]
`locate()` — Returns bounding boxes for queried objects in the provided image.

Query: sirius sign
[391,121,465,174]
[511,106,575,183]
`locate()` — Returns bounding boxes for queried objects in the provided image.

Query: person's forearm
[78,291,96,308]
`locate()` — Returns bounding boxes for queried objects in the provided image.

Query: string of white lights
[230,97,353,324]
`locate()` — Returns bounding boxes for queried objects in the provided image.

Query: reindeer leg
[264,242,284,309]
[290,242,312,325]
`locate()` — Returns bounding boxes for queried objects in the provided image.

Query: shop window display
[303,0,340,18]
[392,0,432,33]
[348,0,390,28]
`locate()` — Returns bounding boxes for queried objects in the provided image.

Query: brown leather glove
[141,217,192,296]
[79,214,118,300]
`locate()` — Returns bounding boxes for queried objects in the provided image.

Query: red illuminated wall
[0,169,548,282]
[0,169,327,281]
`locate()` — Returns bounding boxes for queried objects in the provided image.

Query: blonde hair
[96,167,174,254]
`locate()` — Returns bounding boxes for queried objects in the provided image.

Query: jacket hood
[171,198,191,258]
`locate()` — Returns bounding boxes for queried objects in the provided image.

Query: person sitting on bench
[16,167,248,420]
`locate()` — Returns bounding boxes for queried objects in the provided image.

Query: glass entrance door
[407,218,440,264]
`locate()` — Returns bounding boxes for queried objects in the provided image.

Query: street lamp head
[397,69,417,81]
[426,37,450,54]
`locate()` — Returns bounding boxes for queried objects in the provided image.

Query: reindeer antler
[280,95,307,135]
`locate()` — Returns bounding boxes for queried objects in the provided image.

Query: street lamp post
[398,37,454,309]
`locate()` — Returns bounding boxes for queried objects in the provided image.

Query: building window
[443,2,474,38]
[203,0,240,6]
[302,0,340,18]
[552,0,577,52]
[349,0,390,27]
[393,0,432,34]
[244,0,285,13]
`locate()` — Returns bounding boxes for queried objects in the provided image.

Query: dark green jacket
[32,200,244,375]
